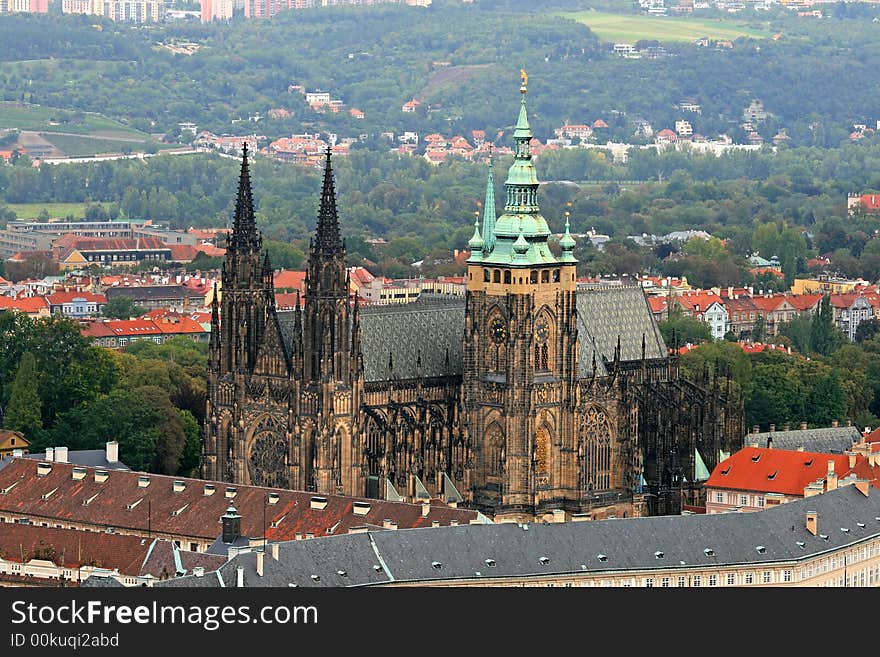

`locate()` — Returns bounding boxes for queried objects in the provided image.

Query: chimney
[421,502,430,518]
[270,543,280,561]
[236,566,244,588]
[106,441,119,464]
[12,449,23,458]
[45,447,54,462]
[806,511,818,536]
[846,419,852,427]
[800,422,807,430]
[826,460,838,491]
[752,425,760,434]
[832,419,839,428]
[769,423,775,433]
[222,504,242,544]
[848,452,856,469]
[256,550,265,577]
[783,423,790,432]
[382,519,398,530]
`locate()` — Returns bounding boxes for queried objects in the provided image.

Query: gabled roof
[0,458,480,543]
[705,447,852,496]
[273,270,306,291]
[749,426,861,454]
[155,485,880,588]
[0,296,49,313]
[46,291,106,305]
[0,524,150,575]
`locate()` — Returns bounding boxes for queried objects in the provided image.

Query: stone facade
[202,92,743,519]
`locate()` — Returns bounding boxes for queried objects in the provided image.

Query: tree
[752,315,765,342]
[4,351,42,440]
[658,307,712,346]
[778,315,812,354]
[810,295,843,356]
[806,370,847,426]
[103,295,145,320]
[855,318,880,343]
[177,409,201,477]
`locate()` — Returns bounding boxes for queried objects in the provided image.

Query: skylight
[597,554,607,562]
[432,561,442,570]
[539,557,550,565]
[703,548,715,557]
[485,559,496,567]
[654,551,665,559]
[756,546,766,554]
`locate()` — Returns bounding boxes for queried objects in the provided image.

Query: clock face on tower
[490,317,507,344]
[535,319,550,344]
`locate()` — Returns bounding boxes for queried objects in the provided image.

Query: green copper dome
[473,76,575,268]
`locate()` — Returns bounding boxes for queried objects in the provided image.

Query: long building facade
[202,87,743,519]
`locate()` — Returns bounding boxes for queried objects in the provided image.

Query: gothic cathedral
[202,86,744,519]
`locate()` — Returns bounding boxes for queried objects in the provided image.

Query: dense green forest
[0,313,205,476]
[4,138,880,281]
[0,5,879,145]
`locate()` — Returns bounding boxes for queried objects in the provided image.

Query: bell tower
[463,75,579,516]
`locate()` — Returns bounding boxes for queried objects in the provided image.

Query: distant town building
[201,0,233,21]
[61,0,164,22]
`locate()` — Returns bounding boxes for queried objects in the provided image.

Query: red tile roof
[0,524,150,575]
[0,295,49,313]
[273,270,306,291]
[647,297,668,313]
[675,291,723,312]
[168,244,199,262]
[706,447,852,496]
[46,291,106,305]
[0,459,480,543]
[857,194,880,212]
[788,293,823,311]
[751,295,788,312]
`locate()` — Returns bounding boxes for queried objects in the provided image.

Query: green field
[558,11,771,43]
[38,133,154,157]
[0,102,149,139]
[2,202,116,220]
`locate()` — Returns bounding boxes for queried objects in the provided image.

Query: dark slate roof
[156,485,880,587]
[359,296,465,382]
[106,286,189,301]
[23,450,130,471]
[81,576,126,588]
[748,427,862,454]
[576,284,667,376]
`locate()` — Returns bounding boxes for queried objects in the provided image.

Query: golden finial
[520,69,528,94]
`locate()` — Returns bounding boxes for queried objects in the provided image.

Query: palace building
[201,85,743,520]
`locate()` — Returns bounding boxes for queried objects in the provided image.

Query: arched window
[503,270,511,284]
[484,269,490,282]
[493,269,501,283]
[535,427,551,476]
[579,407,613,491]
[484,425,504,478]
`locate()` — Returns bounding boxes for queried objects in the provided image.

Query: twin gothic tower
[202,86,742,518]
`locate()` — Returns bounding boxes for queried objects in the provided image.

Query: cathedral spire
[315,147,343,255]
[481,150,497,252]
[231,143,260,252]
